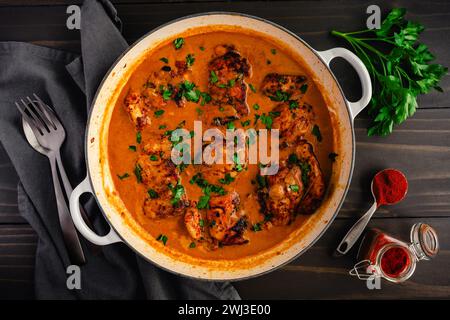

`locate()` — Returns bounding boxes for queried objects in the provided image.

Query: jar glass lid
[410,223,439,260]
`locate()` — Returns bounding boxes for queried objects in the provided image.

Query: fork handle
[55,151,100,254]
[49,154,86,265]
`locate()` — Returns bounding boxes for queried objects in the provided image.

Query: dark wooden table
[0,0,449,299]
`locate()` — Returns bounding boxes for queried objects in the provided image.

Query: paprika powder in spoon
[335,169,408,256]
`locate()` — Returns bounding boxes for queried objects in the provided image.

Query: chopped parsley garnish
[252,223,262,232]
[288,153,298,164]
[162,88,172,101]
[136,131,142,144]
[299,161,311,187]
[219,173,235,185]
[197,195,210,209]
[200,92,211,106]
[154,109,165,117]
[159,124,167,129]
[249,83,257,93]
[289,100,299,110]
[173,37,184,50]
[254,114,261,125]
[233,153,243,172]
[179,80,201,102]
[260,113,273,129]
[168,180,185,206]
[226,121,235,130]
[288,154,311,187]
[148,189,159,199]
[196,107,204,116]
[253,103,260,111]
[289,184,300,192]
[117,173,129,180]
[300,84,308,94]
[128,145,137,152]
[190,173,227,209]
[134,164,143,183]
[241,119,250,127]
[161,66,171,72]
[186,53,195,67]
[156,234,168,245]
[210,70,219,84]
[150,155,158,161]
[189,242,196,248]
[270,48,277,55]
[269,90,291,102]
[199,46,205,51]
[269,111,281,118]
[199,219,205,227]
[329,152,338,162]
[159,57,168,63]
[312,124,322,142]
[256,174,267,189]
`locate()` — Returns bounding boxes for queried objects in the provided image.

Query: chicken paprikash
[108,28,336,260]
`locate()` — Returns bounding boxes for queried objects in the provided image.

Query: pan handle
[69,176,122,246]
[316,48,372,120]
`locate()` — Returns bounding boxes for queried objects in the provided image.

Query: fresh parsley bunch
[332,8,447,136]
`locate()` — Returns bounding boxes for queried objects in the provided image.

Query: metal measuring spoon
[335,169,408,256]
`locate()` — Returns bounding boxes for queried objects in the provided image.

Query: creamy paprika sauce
[107,27,336,261]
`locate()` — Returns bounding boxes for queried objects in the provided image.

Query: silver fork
[15,94,86,265]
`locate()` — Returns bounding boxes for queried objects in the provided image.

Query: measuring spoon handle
[335,202,378,256]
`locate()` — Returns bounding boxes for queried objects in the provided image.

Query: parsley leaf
[134,164,143,183]
[117,173,129,180]
[269,90,291,102]
[332,8,447,136]
[136,131,142,144]
[156,234,168,245]
[219,173,235,185]
[173,38,184,50]
[210,70,219,84]
[148,189,159,199]
[186,54,195,67]
[168,180,185,206]
[312,124,322,142]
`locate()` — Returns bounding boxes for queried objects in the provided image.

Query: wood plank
[0,143,24,224]
[0,0,236,6]
[0,1,447,104]
[235,217,450,299]
[0,225,36,299]
[0,216,448,299]
[341,108,450,219]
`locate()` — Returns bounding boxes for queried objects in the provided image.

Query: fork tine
[20,98,47,133]
[26,96,55,130]
[15,101,44,137]
[33,93,62,128]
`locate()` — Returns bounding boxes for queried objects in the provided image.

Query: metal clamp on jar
[350,223,439,283]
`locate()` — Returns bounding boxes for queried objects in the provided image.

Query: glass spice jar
[355,223,439,283]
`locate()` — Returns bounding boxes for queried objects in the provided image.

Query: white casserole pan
[69,13,371,281]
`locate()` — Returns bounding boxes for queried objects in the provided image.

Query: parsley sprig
[332,8,447,136]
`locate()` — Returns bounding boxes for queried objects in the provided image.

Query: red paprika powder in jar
[356,223,439,283]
